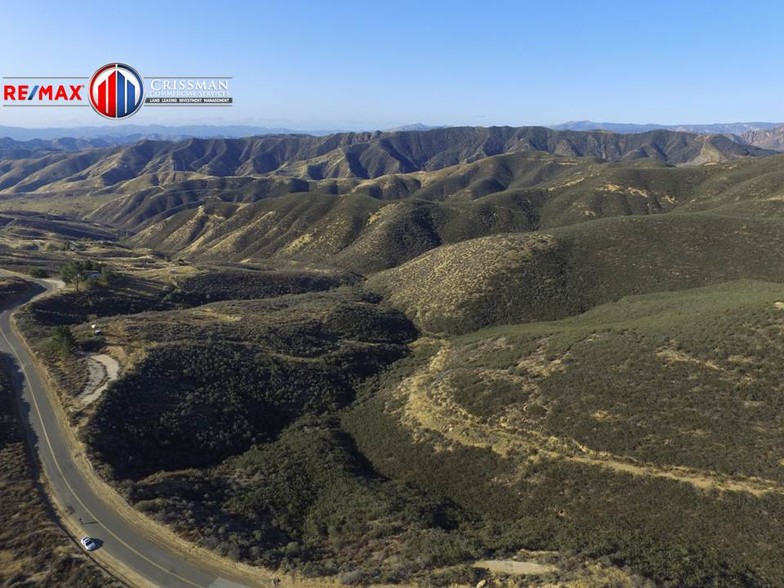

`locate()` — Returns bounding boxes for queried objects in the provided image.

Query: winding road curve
[0,276,263,588]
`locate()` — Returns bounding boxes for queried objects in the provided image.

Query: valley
[2,124,784,586]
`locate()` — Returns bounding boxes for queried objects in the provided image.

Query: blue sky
[1,0,782,129]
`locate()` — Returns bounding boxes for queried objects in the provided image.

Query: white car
[80,536,97,551]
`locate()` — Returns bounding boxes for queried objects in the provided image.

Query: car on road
[80,536,97,551]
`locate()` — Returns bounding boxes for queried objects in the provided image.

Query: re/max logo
[3,84,84,101]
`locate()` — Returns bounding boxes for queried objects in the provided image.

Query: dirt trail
[399,342,784,496]
[78,353,120,406]
[473,560,557,576]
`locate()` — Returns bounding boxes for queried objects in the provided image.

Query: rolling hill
[345,279,784,586]
[550,120,784,135]
[740,125,784,151]
[367,211,784,333]
[0,126,772,199]
[5,127,784,319]
[78,150,784,278]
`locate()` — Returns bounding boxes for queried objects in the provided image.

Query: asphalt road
[0,278,257,588]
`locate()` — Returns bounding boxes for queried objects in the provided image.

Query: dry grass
[394,339,784,496]
[368,233,565,333]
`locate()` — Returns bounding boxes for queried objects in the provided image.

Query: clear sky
[1,0,782,129]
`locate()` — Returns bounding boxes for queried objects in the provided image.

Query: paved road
[0,278,257,588]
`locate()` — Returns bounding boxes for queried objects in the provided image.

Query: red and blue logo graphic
[88,63,143,119]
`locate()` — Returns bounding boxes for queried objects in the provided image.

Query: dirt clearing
[78,353,120,405]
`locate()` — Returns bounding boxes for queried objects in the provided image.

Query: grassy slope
[345,280,784,586]
[368,210,784,334]
[84,287,416,479]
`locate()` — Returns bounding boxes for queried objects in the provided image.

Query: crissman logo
[88,63,144,119]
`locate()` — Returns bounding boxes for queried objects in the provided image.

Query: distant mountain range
[734,126,784,151]
[548,121,784,152]
[549,120,784,135]
[3,121,784,144]
[0,126,771,196]
[0,123,447,143]
[0,124,777,275]
[0,124,343,143]
[0,125,779,278]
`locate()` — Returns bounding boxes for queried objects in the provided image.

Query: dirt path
[399,342,784,497]
[473,560,557,576]
[78,353,120,406]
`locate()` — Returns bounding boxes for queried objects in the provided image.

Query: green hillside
[368,211,784,333]
[346,280,784,586]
